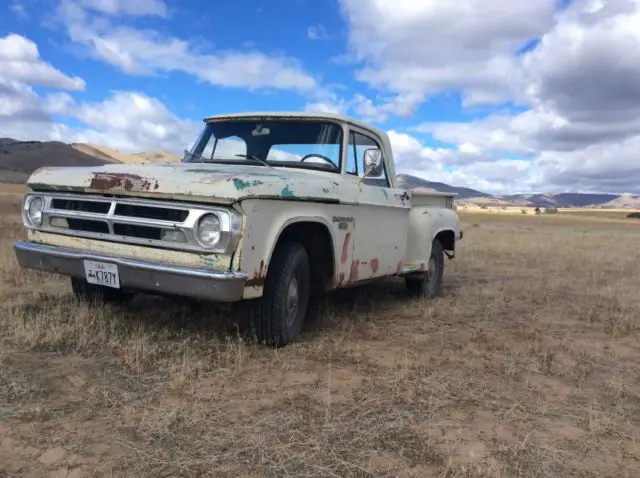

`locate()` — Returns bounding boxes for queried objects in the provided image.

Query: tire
[70,277,134,304]
[250,242,310,347]
[405,239,445,299]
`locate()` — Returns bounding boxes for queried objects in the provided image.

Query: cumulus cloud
[0,33,85,90]
[344,0,640,194]
[57,0,317,92]
[340,0,556,111]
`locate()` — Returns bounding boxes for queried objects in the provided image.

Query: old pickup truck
[14,112,462,346]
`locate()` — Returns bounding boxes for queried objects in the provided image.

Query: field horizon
[0,192,639,477]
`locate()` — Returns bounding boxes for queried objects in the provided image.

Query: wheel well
[435,229,455,252]
[274,221,335,295]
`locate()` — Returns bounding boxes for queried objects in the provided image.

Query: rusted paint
[280,185,294,197]
[349,259,360,282]
[420,262,427,271]
[396,260,403,275]
[370,258,379,274]
[341,232,351,264]
[89,172,159,192]
[337,272,345,287]
[247,259,266,288]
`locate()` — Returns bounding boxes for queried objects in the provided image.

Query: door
[343,127,410,281]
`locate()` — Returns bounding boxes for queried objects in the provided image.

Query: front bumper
[13,240,248,302]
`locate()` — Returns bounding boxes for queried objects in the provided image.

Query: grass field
[1,195,639,477]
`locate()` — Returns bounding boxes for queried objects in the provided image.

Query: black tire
[70,277,134,304]
[405,239,445,299]
[250,242,310,347]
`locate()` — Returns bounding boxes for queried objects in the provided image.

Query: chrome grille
[26,192,242,254]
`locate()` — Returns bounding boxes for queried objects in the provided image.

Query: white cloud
[57,0,317,92]
[0,33,85,90]
[77,0,168,17]
[340,0,556,114]
[362,0,640,194]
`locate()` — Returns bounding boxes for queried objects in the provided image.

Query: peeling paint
[337,272,345,287]
[370,258,379,274]
[233,178,251,190]
[349,259,360,282]
[382,189,388,200]
[280,185,294,197]
[396,260,403,275]
[89,172,159,192]
[246,259,266,288]
[341,232,351,264]
[322,187,330,193]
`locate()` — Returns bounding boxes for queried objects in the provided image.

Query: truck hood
[27,162,341,204]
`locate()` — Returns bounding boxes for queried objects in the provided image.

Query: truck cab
[14,112,462,347]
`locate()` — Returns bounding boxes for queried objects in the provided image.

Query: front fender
[233,198,339,298]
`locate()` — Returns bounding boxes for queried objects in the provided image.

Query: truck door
[343,127,410,281]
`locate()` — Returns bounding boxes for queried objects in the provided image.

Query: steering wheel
[299,153,339,169]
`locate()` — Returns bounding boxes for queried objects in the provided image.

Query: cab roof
[202,111,388,140]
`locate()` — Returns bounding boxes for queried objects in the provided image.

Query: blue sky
[1,0,640,195]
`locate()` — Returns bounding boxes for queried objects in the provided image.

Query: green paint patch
[201,255,224,269]
[280,185,294,197]
[232,178,251,190]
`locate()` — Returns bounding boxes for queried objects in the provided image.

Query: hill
[396,174,490,199]
[397,174,630,209]
[0,138,116,184]
[133,150,181,163]
[0,139,182,183]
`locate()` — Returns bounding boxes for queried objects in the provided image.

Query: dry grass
[1,198,639,477]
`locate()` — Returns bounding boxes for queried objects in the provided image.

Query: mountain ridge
[0,138,637,208]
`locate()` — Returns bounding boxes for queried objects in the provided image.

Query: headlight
[196,214,221,247]
[25,195,44,227]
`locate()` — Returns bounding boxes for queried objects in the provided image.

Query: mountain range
[0,138,637,209]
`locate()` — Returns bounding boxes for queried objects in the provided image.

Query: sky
[1,0,640,195]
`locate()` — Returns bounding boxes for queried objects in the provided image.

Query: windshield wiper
[235,154,273,168]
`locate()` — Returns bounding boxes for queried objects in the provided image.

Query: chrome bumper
[13,240,248,302]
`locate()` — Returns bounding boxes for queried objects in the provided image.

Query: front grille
[114,203,189,222]
[113,223,162,240]
[51,198,110,214]
[66,218,109,234]
[29,192,241,254]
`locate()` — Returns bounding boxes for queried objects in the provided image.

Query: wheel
[250,242,310,347]
[70,277,134,304]
[405,239,444,299]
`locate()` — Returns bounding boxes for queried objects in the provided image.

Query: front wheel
[405,239,445,299]
[250,242,310,347]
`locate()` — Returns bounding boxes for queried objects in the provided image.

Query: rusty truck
[14,112,462,346]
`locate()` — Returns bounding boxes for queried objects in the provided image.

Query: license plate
[83,260,120,289]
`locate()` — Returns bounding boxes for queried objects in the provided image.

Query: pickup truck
[14,112,462,347]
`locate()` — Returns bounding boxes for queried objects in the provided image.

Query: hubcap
[427,256,437,281]
[285,277,299,327]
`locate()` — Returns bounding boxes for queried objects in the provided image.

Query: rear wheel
[405,239,444,299]
[250,242,310,347]
[71,277,134,304]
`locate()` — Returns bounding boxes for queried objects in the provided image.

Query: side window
[348,131,390,187]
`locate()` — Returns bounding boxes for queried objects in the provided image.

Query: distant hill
[397,173,634,209]
[132,150,181,163]
[0,140,636,208]
[0,138,115,184]
[0,138,181,184]
[397,174,491,199]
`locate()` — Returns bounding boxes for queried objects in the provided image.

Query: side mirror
[363,148,383,177]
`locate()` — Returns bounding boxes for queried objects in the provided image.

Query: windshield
[184,119,343,172]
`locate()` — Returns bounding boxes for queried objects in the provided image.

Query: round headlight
[196,214,221,247]
[27,196,44,226]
